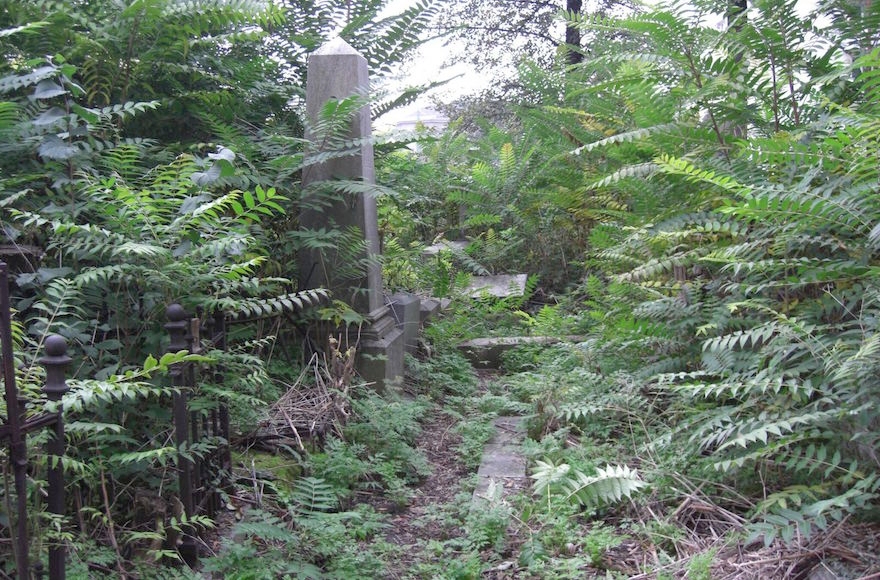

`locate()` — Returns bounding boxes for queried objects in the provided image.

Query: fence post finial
[40,334,71,580]
[165,303,188,353]
[41,334,71,400]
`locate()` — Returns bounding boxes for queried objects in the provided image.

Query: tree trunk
[565,0,583,65]
[727,0,748,138]
[727,0,747,34]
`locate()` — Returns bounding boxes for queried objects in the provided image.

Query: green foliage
[1,26,306,571]
[201,509,324,579]
[1,0,284,151]
[6,149,315,377]
[1,0,452,575]
[376,119,591,291]
[406,348,478,399]
[301,386,429,512]
[531,460,647,510]
[7,0,880,573]
[203,372,450,576]
[503,0,880,546]
[451,411,496,471]
[268,0,441,84]
[466,481,512,552]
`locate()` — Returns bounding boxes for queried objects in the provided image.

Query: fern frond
[531,460,647,509]
[576,124,677,156]
[566,464,647,508]
[231,510,296,541]
[288,476,338,517]
[654,154,751,196]
[216,288,330,321]
[717,409,840,451]
[589,163,658,191]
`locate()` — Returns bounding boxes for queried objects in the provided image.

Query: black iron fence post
[3,262,73,578]
[210,310,231,511]
[185,317,202,517]
[212,310,232,485]
[1,262,31,579]
[39,335,70,580]
[165,303,197,566]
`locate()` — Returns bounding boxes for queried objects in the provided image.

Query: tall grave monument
[299,38,404,389]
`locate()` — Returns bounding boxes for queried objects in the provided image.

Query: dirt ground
[371,407,475,578]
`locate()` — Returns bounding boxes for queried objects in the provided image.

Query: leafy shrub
[516,0,880,544]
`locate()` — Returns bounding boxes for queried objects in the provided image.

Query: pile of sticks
[257,337,356,451]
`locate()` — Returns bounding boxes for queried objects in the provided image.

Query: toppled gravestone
[471,416,528,510]
[457,335,585,369]
[465,274,528,298]
[422,240,469,256]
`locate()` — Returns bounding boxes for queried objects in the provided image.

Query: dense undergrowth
[381,0,880,559]
[2,0,880,576]
[0,0,436,574]
[179,343,500,579]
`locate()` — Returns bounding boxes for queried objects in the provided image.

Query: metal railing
[1,262,69,580]
[1,263,232,577]
[165,304,231,567]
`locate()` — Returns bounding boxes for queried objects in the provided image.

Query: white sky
[374,0,825,126]
[375,0,489,126]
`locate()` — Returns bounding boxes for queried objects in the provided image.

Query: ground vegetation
[1,0,879,576]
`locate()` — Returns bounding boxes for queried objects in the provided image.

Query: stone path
[471,416,528,509]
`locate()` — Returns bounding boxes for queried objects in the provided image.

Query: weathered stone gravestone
[465,273,528,298]
[389,293,420,355]
[422,240,469,256]
[298,38,404,389]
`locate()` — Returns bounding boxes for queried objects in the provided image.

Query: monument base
[356,305,405,392]
[389,293,420,355]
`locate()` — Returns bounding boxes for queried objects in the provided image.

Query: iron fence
[1,261,232,577]
[1,262,69,580]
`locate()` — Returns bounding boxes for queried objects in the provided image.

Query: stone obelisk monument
[299,38,403,389]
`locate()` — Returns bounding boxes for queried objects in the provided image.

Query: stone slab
[489,416,526,446]
[472,417,528,509]
[465,274,528,298]
[457,335,586,369]
[422,240,469,256]
[476,446,527,479]
[419,298,441,324]
[358,326,405,392]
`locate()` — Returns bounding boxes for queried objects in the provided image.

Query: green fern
[230,510,297,542]
[531,460,647,509]
[505,0,880,546]
[288,476,339,518]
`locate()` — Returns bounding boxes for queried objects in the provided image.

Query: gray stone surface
[297,38,403,390]
[299,37,382,314]
[488,416,526,446]
[472,416,528,509]
[458,335,586,369]
[419,298,441,324]
[359,327,405,392]
[477,449,527,479]
[465,274,528,298]
[389,293,420,355]
[422,240,469,256]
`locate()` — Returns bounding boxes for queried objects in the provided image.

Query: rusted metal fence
[1,264,232,577]
[165,304,231,567]
[1,262,70,580]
